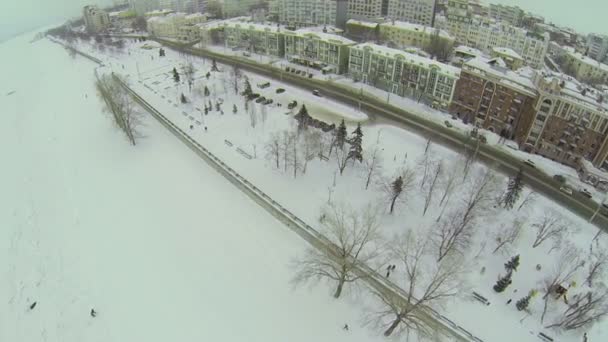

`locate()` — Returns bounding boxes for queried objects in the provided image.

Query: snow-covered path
[0,33,383,342]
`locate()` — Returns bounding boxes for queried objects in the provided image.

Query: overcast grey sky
[0,0,606,42]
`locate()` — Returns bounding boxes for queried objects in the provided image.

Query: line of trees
[95,74,141,145]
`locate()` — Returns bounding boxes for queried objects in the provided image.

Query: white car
[559,186,573,195]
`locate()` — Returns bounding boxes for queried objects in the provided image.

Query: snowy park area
[12,29,608,342]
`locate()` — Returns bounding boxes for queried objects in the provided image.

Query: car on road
[255,96,266,103]
[579,188,593,199]
[560,186,573,195]
[523,159,536,168]
[312,89,322,97]
[287,100,298,109]
[257,82,270,89]
[247,93,260,100]
[263,99,274,105]
[276,88,285,94]
[243,51,251,57]
[444,120,452,128]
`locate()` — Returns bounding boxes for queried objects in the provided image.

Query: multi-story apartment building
[278,0,339,28]
[222,22,285,57]
[223,0,262,17]
[465,21,549,69]
[378,20,454,51]
[348,43,460,108]
[130,0,206,15]
[488,3,523,27]
[444,0,471,43]
[345,19,380,41]
[524,73,608,169]
[283,29,355,73]
[586,33,608,64]
[347,0,385,21]
[387,0,436,27]
[563,48,608,84]
[450,56,537,143]
[83,5,111,33]
[148,12,205,38]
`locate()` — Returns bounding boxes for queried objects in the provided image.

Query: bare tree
[292,203,383,298]
[288,132,301,178]
[183,62,196,93]
[518,191,536,211]
[265,132,281,169]
[531,211,568,248]
[434,170,497,261]
[363,146,383,190]
[424,30,454,62]
[95,74,140,145]
[231,64,242,94]
[545,285,608,330]
[492,219,524,254]
[371,232,464,337]
[437,159,460,207]
[280,130,294,173]
[586,250,607,288]
[423,160,443,215]
[381,168,415,214]
[248,102,257,128]
[540,245,585,323]
[300,130,320,174]
[334,144,350,175]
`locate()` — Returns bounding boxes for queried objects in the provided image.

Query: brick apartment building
[449,56,538,144]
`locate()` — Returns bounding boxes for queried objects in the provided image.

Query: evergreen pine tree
[389,176,404,214]
[204,86,210,96]
[173,67,180,83]
[180,93,187,103]
[504,255,520,272]
[242,77,252,97]
[347,123,363,162]
[502,170,524,209]
[335,119,347,150]
[296,105,311,131]
[233,104,237,114]
[493,272,512,293]
[211,59,219,71]
[516,295,530,311]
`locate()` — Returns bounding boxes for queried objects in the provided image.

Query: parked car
[444,120,453,128]
[255,96,266,103]
[523,159,536,168]
[308,73,313,78]
[312,89,321,97]
[257,82,270,89]
[287,100,298,109]
[553,174,566,183]
[579,188,593,199]
[560,186,573,195]
[276,88,285,94]
[243,51,251,57]
[247,93,260,100]
[263,98,273,105]
[295,70,302,75]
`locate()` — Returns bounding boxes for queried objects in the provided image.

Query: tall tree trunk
[390,196,397,214]
[334,279,345,298]
[384,316,401,336]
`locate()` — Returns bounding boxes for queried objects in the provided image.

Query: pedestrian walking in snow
[391,264,396,271]
[90,309,97,317]
[29,301,37,310]
[190,125,194,130]
[386,270,391,278]
[343,324,349,331]
[204,126,208,132]
[584,332,588,342]
[506,299,512,305]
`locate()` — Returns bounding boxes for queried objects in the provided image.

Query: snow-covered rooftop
[454,45,484,57]
[286,29,355,45]
[379,21,453,40]
[464,56,537,96]
[492,47,523,60]
[222,21,281,33]
[353,43,461,77]
[346,19,379,28]
[539,72,608,113]
[567,50,608,73]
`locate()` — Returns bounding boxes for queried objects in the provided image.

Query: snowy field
[58,35,608,342]
[1,32,390,342]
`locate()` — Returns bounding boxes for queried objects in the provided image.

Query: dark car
[312,89,321,97]
[287,100,298,109]
[276,88,285,94]
[248,93,260,100]
[263,99,274,105]
[255,96,266,103]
